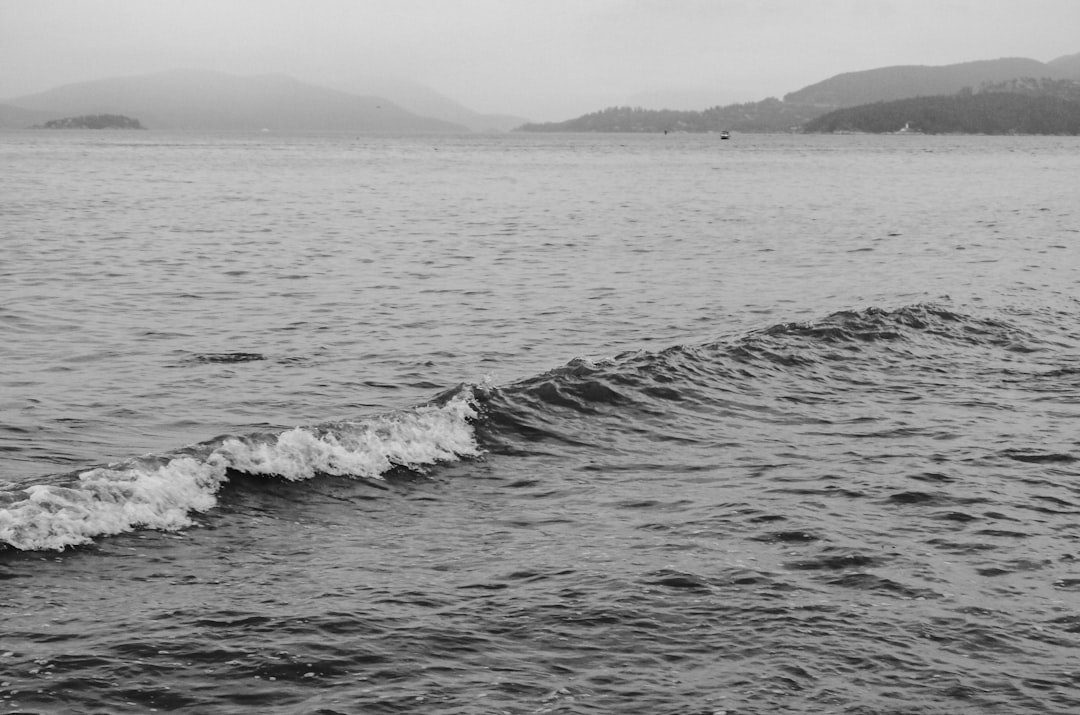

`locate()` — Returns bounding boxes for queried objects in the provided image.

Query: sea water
[1,130,1079,713]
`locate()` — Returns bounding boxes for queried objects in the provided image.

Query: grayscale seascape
[2,130,1079,713]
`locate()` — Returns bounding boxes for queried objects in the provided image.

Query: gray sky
[2,0,1078,121]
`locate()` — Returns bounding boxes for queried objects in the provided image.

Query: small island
[35,113,145,130]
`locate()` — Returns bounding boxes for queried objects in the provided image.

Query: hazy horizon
[2,0,1078,122]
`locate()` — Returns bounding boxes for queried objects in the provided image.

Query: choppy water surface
[1,131,1079,713]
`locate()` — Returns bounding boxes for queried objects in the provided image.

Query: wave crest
[0,392,479,551]
[473,303,1044,454]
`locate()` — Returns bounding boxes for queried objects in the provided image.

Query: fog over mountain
[0,103,61,130]
[519,50,1080,134]
[1047,51,1080,76]
[3,1,1079,122]
[5,49,1080,133]
[5,70,468,132]
[324,76,528,133]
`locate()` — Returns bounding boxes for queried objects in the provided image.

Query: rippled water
[1,131,1079,713]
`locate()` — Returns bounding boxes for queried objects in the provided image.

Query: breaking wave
[0,392,479,551]
[4,303,1069,552]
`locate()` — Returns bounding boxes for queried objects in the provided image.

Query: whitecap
[0,392,479,551]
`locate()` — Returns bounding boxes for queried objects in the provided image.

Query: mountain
[624,87,755,111]
[0,103,62,130]
[783,57,1065,107]
[803,92,1080,135]
[4,69,469,132]
[975,77,1080,103]
[330,76,528,132]
[519,52,1080,134]
[1047,51,1080,78]
[518,98,825,133]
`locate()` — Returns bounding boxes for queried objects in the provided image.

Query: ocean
[1,130,1079,714]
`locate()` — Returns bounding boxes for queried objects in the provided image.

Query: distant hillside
[517,52,1080,134]
[5,70,469,132]
[803,92,1080,135]
[624,87,755,111]
[518,98,826,133]
[783,57,1064,107]
[1047,51,1080,78]
[333,76,528,132]
[0,103,62,130]
[976,77,1080,102]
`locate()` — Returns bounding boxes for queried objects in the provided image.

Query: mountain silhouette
[783,57,1077,107]
[5,69,469,132]
[1047,50,1080,77]
[0,103,62,130]
[329,76,528,132]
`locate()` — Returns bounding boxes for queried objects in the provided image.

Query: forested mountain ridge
[974,77,1080,102]
[802,92,1080,135]
[518,53,1080,134]
[518,98,825,133]
[6,51,1080,134]
[782,57,1065,108]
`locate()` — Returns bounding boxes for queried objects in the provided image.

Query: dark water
[1,131,1079,713]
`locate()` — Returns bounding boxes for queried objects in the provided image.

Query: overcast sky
[2,0,1078,121]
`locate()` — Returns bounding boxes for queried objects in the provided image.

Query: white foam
[219,394,479,480]
[0,393,479,551]
[0,455,228,551]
